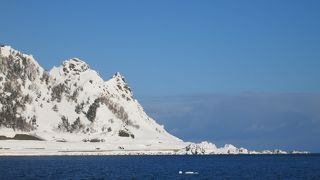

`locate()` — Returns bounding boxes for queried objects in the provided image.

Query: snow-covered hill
[0,45,180,144]
[0,45,309,155]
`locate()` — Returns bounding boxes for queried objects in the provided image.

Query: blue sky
[1,0,320,151]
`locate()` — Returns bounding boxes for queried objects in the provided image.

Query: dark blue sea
[0,155,320,179]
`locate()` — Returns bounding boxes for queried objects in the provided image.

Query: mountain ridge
[0,45,180,143]
[0,45,309,155]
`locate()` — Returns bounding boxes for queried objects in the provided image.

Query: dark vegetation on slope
[0,54,39,131]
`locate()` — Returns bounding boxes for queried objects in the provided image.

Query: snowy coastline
[0,46,311,156]
[0,139,310,156]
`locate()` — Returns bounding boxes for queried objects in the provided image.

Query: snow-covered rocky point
[0,45,309,155]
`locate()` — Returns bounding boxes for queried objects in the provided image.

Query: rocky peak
[0,46,43,83]
[110,72,133,97]
[61,58,89,75]
[112,72,126,82]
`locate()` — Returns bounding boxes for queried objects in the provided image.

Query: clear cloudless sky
[1,0,320,95]
[1,0,320,151]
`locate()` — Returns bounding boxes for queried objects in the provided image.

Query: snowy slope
[0,45,181,145]
[0,45,309,155]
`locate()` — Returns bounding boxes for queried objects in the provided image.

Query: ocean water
[0,155,319,179]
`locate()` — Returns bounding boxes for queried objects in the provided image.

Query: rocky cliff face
[0,45,181,143]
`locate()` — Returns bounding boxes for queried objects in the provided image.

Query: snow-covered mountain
[0,45,309,155]
[0,45,180,144]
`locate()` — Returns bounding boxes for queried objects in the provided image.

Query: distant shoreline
[0,154,317,157]
[0,138,311,156]
[0,149,314,157]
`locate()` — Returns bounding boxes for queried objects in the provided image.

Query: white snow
[0,46,185,155]
[0,45,12,57]
[0,46,311,156]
